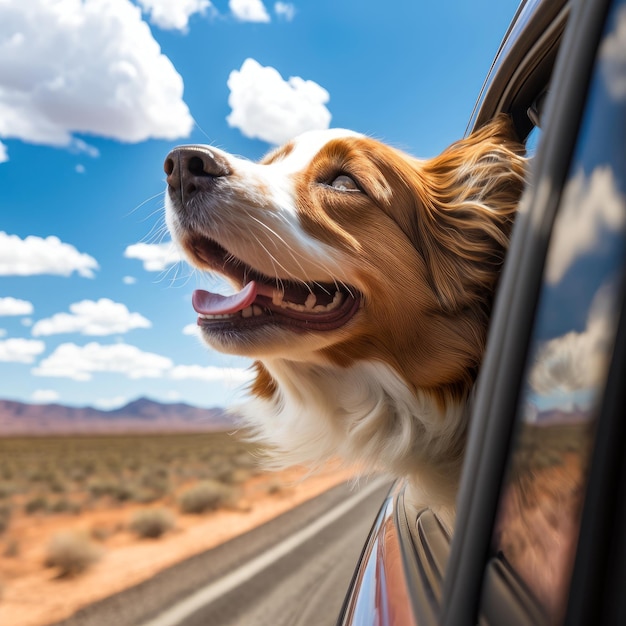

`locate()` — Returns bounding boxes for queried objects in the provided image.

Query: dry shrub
[129,508,175,538]
[230,468,251,484]
[47,474,67,493]
[4,539,20,558]
[90,525,112,542]
[131,489,160,504]
[24,495,49,515]
[215,467,251,484]
[178,480,234,514]
[136,471,169,502]
[234,452,257,469]
[88,478,136,502]
[0,504,11,534]
[0,482,17,498]
[87,478,118,498]
[44,531,101,577]
[50,498,82,515]
[266,480,283,495]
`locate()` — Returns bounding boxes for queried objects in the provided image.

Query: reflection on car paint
[341,489,418,626]
[489,1,626,622]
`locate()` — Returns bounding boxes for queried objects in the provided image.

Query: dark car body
[338,0,626,623]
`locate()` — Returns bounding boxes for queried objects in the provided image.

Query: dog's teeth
[278,299,299,311]
[241,307,253,318]
[252,305,263,316]
[270,289,346,314]
[311,291,344,313]
[330,291,344,310]
[322,291,342,311]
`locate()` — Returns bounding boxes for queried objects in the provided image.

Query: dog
[164,114,525,515]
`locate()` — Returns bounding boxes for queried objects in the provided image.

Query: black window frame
[441,0,617,623]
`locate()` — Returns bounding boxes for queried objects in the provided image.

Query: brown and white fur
[164,114,525,517]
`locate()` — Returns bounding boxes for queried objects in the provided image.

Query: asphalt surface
[53,477,391,626]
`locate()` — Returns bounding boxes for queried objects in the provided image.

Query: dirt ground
[0,464,357,626]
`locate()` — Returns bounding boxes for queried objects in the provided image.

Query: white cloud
[71,139,100,158]
[138,0,213,32]
[123,276,137,285]
[601,5,626,100]
[33,342,173,381]
[0,0,193,148]
[274,2,295,20]
[0,231,99,278]
[75,164,85,174]
[32,299,151,337]
[0,329,6,338]
[21,318,33,327]
[0,141,7,163]
[93,395,128,410]
[124,241,184,271]
[227,58,331,145]
[230,0,270,22]
[32,389,60,404]
[530,283,616,397]
[0,338,46,363]
[170,364,253,384]
[0,297,34,316]
[183,323,198,336]
[546,167,625,285]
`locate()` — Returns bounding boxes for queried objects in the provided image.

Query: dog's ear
[413,114,526,312]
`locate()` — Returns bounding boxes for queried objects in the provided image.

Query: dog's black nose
[164,146,230,202]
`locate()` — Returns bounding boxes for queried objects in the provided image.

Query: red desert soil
[0,464,358,626]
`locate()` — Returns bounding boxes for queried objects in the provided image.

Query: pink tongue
[192,281,258,315]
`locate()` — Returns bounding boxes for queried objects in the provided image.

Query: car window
[480,0,626,623]
[524,125,542,156]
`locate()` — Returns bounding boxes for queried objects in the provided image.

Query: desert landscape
[0,429,355,626]
[493,419,592,623]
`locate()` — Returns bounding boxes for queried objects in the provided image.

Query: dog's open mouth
[189,237,361,332]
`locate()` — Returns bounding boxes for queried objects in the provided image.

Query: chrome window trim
[467,0,569,136]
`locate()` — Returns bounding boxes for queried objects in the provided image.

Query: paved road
[54,477,391,626]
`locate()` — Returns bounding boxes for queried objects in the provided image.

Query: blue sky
[0,0,520,410]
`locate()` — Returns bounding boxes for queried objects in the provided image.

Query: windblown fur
[164,114,526,512]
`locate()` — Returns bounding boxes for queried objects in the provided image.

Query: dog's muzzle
[164,146,231,205]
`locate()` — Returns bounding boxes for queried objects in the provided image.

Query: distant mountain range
[0,397,236,435]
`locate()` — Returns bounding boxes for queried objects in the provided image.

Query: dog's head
[165,114,525,407]
[165,115,525,495]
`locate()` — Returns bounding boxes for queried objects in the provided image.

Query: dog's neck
[240,358,469,512]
